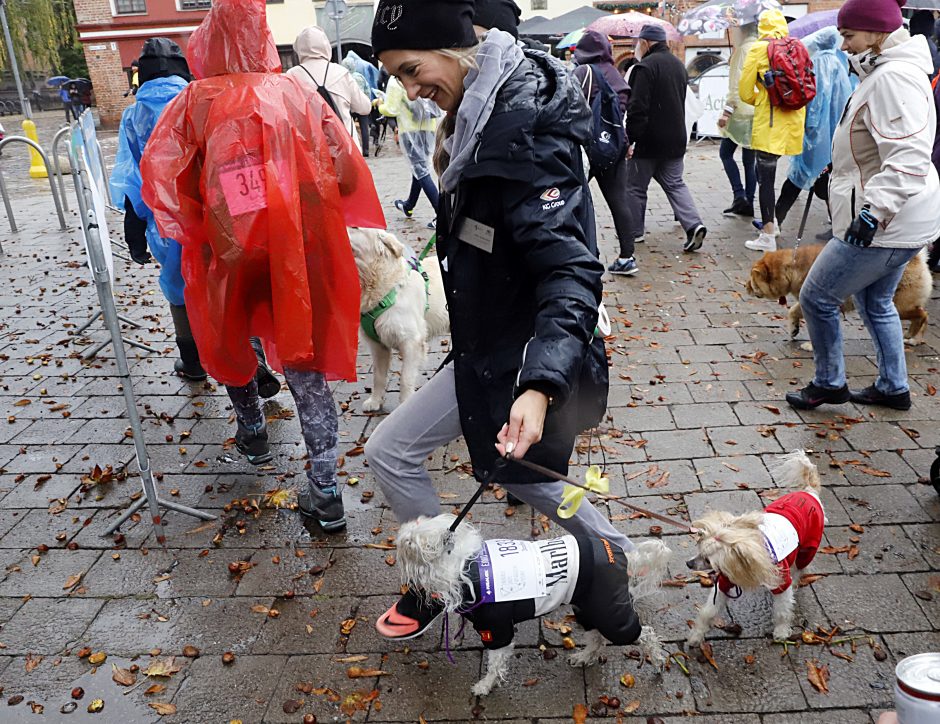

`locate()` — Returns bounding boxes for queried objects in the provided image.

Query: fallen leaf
[700,642,719,671]
[24,653,42,673]
[111,664,136,687]
[572,703,589,724]
[149,702,177,715]
[346,666,388,678]
[144,657,182,678]
[806,659,830,694]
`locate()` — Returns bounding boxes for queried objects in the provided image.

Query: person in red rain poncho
[141,0,384,531]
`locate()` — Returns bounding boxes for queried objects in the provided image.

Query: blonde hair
[432,44,481,176]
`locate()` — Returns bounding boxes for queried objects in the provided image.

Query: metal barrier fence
[0,135,68,244]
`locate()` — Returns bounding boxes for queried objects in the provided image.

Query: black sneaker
[785,382,850,410]
[722,198,754,218]
[684,224,707,252]
[174,357,208,382]
[607,257,639,276]
[297,486,346,531]
[375,588,445,640]
[850,385,911,411]
[235,422,273,465]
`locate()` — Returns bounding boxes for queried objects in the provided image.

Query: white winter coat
[286,26,372,151]
[830,29,940,248]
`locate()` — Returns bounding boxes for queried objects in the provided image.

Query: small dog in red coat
[686,450,825,645]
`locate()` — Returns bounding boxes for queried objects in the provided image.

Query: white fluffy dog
[347,228,449,412]
[396,513,671,696]
[686,450,825,645]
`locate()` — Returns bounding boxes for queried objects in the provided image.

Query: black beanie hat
[138,37,192,84]
[372,0,477,56]
[473,0,521,38]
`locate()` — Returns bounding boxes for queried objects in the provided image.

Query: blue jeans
[799,239,920,394]
[719,137,756,204]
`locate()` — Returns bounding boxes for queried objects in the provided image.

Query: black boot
[174,337,207,381]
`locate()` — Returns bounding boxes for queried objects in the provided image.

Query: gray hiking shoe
[297,486,346,532]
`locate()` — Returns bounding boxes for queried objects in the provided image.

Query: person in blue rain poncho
[773,27,855,229]
[110,37,281,394]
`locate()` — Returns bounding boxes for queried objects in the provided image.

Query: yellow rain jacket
[739,9,805,156]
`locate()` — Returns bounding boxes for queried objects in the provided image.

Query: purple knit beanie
[837,0,906,34]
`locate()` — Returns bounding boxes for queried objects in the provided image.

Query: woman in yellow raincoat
[739,8,806,251]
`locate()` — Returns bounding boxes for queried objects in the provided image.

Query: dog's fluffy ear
[753,258,771,282]
[377,230,405,259]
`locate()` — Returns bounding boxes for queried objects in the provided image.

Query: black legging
[595,157,635,259]
[775,178,802,226]
[756,150,780,226]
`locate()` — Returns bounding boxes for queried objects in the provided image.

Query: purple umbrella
[788,9,838,39]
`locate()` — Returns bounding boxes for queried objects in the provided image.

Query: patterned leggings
[226,368,339,491]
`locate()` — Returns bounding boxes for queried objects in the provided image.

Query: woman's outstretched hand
[495,389,550,460]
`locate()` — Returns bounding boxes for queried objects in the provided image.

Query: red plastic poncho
[140,0,384,386]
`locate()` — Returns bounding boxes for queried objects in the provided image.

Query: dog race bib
[476,536,579,607]
[760,513,800,564]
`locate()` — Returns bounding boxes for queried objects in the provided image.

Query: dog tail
[775,449,821,493]
[626,540,671,609]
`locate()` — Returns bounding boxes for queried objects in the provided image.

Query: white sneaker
[745,232,777,252]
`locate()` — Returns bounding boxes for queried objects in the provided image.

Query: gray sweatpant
[364,363,634,553]
[626,156,703,241]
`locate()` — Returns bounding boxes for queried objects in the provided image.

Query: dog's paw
[568,649,600,668]
[361,397,384,413]
[471,679,494,697]
[772,624,792,641]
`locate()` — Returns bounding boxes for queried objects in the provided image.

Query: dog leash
[446,453,695,534]
[504,454,697,534]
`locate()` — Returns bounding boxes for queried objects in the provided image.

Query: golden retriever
[347,228,449,412]
[745,244,931,345]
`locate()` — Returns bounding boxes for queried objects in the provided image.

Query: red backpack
[764,37,816,110]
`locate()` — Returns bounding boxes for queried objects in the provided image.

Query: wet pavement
[0,109,937,722]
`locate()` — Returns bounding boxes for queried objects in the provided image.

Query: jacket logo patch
[540,187,565,211]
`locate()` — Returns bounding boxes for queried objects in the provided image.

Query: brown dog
[745,245,932,345]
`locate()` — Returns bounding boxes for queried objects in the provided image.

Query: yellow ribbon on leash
[556,465,609,519]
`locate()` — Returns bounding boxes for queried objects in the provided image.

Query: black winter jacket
[437,48,609,485]
[626,43,688,160]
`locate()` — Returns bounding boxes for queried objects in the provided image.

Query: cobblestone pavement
[0,110,937,723]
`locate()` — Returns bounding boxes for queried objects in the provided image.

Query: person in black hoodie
[572,30,636,275]
[625,24,707,253]
[366,0,634,641]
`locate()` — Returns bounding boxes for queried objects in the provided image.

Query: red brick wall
[83,41,131,127]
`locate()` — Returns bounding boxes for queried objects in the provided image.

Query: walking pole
[794,188,814,250]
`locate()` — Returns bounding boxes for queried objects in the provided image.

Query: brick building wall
[73,0,206,127]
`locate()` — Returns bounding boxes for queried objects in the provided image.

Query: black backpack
[298,63,341,117]
[582,65,627,174]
